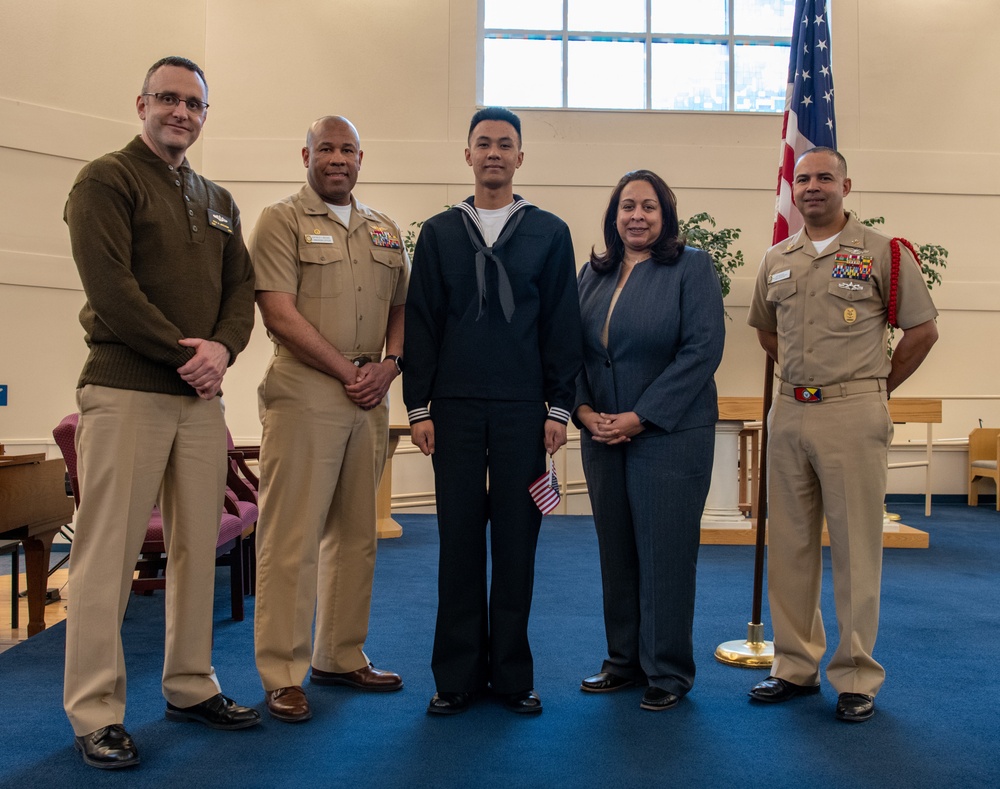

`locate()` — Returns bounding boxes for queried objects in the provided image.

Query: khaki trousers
[253,355,388,691]
[64,386,226,736]
[766,390,891,697]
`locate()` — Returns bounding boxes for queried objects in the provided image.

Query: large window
[481,0,796,112]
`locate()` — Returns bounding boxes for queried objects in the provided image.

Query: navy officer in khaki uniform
[250,116,409,723]
[747,147,938,723]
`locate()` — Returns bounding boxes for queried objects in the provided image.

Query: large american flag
[773,0,837,244]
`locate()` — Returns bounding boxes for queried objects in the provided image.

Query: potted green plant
[680,212,745,315]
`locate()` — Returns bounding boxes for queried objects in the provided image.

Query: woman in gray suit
[575,170,725,711]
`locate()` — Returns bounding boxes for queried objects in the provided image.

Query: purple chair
[52,413,249,621]
[226,430,260,594]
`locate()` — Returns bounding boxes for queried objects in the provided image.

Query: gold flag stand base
[715,622,774,668]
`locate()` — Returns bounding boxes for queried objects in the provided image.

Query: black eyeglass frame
[142,92,210,113]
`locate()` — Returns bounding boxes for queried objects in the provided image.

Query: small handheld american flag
[529,458,561,515]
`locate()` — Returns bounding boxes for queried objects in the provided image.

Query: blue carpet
[1,503,997,788]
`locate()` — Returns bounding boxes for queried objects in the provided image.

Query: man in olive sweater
[62,56,259,771]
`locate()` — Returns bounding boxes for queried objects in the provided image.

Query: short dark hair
[589,169,685,273]
[798,146,847,176]
[468,107,521,146]
[142,56,207,95]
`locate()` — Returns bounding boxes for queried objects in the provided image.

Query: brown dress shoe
[311,663,403,692]
[266,686,312,723]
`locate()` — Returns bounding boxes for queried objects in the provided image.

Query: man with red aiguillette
[746,147,938,723]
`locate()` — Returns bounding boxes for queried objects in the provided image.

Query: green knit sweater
[64,136,255,396]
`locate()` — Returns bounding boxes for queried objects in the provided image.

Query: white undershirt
[476,205,512,246]
[326,202,352,227]
[811,231,841,255]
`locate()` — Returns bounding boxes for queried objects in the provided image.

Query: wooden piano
[0,453,75,636]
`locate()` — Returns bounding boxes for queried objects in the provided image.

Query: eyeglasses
[142,92,209,113]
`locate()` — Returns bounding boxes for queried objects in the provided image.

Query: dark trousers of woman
[429,398,547,696]
[582,424,714,696]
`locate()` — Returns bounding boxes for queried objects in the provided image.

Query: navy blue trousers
[429,399,547,695]
[581,424,714,696]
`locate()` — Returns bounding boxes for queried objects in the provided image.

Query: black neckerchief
[454,199,531,323]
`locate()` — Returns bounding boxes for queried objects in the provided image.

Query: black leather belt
[352,355,372,368]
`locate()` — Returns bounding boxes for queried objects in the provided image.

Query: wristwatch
[384,354,404,374]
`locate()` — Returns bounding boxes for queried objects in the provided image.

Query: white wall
[1,0,997,502]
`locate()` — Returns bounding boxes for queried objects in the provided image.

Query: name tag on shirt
[305,234,334,244]
[208,210,233,234]
[769,269,791,283]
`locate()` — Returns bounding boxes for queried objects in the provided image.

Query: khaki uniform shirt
[747,213,937,386]
[249,184,409,355]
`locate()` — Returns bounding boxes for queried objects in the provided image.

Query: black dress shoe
[640,687,681,711]
[502,689,542,714]
[581,671,636,693]
[836,692,875,722]
[74,724,139,770]
[165,693,262,730]
[748,676,821,703]
[427,691,472,715]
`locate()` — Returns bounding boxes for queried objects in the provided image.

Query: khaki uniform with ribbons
[747,212,937,698]
[249,185,409,690]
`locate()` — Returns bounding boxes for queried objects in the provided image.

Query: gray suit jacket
[574,247,725,435]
